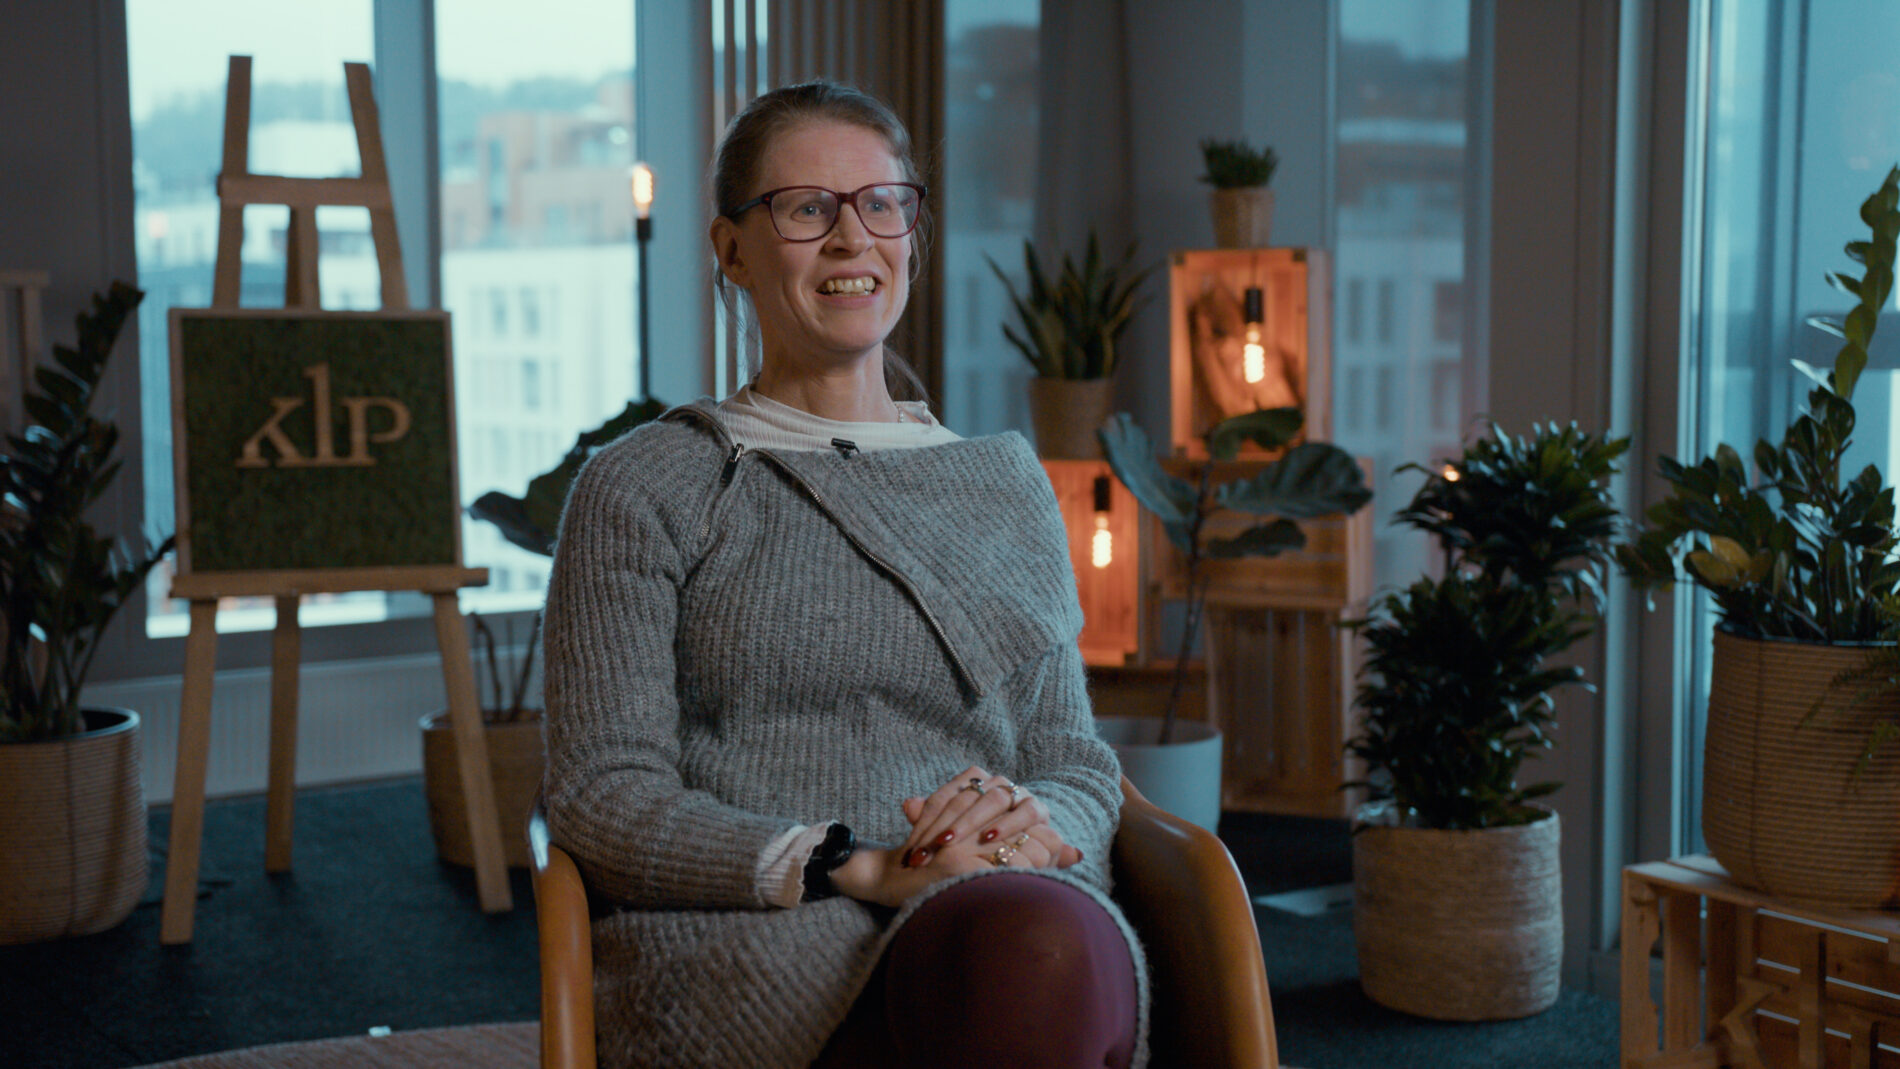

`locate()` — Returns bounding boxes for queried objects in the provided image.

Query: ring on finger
[988,844,1017,867]
[959,777,987,796]
[1003,785,1026,809]
[1010,832,1031,849]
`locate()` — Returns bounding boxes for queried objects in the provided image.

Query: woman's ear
[709,216,750,289]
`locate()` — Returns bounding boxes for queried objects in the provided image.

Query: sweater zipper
[701,442,745,539]
[752,448,978,695]
[663,406,747,541]
[664,404,978,694]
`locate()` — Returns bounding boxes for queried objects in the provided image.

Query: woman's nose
[824,204,875,252]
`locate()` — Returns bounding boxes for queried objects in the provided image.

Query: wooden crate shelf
[1139,456,1374,819]
[1621,854,1900,1069]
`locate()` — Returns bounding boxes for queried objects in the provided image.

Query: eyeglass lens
[772,185,921,240]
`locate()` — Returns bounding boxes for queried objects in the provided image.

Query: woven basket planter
[1702,630,1900,909]
[1209,188,1276,248]
[0,708,147,944]
[1027,376,1115,460]
[1353,809,1562,1020]
[420,711,544,869]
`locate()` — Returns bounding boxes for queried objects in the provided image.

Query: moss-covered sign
[170,309,460,574]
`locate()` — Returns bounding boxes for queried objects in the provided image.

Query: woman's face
[711,120,913,371]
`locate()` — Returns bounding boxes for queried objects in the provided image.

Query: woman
[542,81,1147,1069]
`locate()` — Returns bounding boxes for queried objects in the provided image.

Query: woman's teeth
[819,277,877,295]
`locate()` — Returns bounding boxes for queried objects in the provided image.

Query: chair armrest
[1112,775,1279,1069]
[529,804,596,1069]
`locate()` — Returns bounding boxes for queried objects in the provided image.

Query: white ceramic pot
[1095,716,1223,832]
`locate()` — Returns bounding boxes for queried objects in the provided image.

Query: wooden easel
[159,56,511,945]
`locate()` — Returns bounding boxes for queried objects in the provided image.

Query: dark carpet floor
[0,779,1618,1068]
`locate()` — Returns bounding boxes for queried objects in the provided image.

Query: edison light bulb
[630,162,655,220]
[1242,325,1265,384]
[1091,514,1114,569]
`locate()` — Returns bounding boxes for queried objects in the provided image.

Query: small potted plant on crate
[1200,137,1280,248]
[1097,406,1371,829]
[1346,421,1626,1020]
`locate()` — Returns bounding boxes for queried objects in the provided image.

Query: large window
[940,0,1040,438]
[128,2,382,636]
[1333,0,1473,590]
[128,1,638,635]
[1678,0,1900,849]
[436,1,638,613]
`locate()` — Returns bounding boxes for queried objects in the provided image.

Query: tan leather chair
[529,777,1279,1068]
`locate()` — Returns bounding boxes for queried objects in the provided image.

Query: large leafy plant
[1,282,174,742]
[1346,424,1627,830]
[1099,407,1372,743]
[462,398,664,722]
[1617,165,1900,642]
[987,232,1154,380]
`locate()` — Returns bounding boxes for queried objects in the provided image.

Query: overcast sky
[127,0,1459,122]
[128,1,635,120]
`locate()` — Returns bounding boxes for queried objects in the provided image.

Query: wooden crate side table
[1621,854,1900,1069]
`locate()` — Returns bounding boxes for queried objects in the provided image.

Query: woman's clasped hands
[829,766,1083,908]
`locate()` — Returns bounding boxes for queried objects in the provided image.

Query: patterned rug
[129,1022,536,1069]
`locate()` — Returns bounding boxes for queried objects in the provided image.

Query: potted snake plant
[0,282,174,942]
[989,231,1154,460]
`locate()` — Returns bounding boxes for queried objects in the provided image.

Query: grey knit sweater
[541,400,1150,1069]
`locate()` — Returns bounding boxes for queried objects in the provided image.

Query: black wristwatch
[800,822,857,903]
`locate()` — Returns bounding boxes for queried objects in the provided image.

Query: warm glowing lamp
[631,162,655,398]
[631,163,655,230]
[1090,475,1114,569]
[1441,463,1461,482]
[1241,285,1266,384]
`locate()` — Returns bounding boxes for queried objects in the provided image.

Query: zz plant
[1617,165,1900,642]
[1346,423,1627,829]
[1,282,174,742]
[1099,407,1372,743]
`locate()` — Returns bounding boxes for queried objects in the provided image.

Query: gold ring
[988,844,1017,867]
[1004,785,1026,809]
[1010,833,1031,849]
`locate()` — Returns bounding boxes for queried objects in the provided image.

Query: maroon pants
[813,873,1139,1069]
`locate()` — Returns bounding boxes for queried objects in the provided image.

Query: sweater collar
[663,400,1078,701]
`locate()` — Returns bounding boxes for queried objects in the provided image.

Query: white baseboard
[83,653,458,806]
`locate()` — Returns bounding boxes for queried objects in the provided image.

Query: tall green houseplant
[1,282,173,742]
[1345,422,1624,1023]
[1346,424,1627,830]
[1616,164,1900,909]
[1099,407,1372,744]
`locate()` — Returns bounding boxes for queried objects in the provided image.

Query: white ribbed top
[717,383,961,453]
